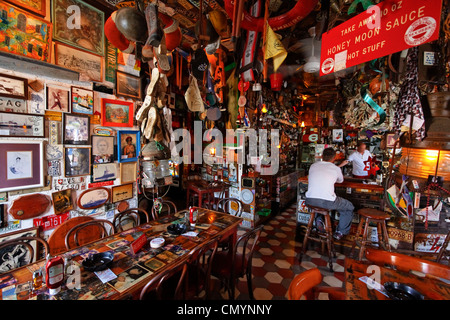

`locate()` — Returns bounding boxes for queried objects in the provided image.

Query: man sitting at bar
[348,142,373,179]
[305,147,354,240]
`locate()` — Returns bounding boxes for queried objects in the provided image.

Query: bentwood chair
[151,200,177,220]
[287,268,345,300]
[203,181,228,210]
[217,198,243,218]
[113,208,150,232]
[65,219,115,251]
[0,236,50,271]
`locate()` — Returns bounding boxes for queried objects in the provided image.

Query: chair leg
[381,221,391,251]
[324,215,334,272]
[300,212,315,262]
[246,272,254,300]
[351,219,364,258]
[376,222,385,250]
[359,218,370,261]
[437,231,450,263]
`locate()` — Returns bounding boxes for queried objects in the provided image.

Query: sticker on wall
[47,160,61,176]
[53,177,86,192]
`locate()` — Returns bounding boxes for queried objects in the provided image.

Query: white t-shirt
[305,161,344,202]
[348,150,372,176]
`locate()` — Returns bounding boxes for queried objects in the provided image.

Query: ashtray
[167,223,187,235]
[383,282,425,300]
[82,252,114,272]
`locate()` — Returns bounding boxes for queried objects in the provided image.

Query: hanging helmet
[104,11,134,53]
[114,7,148,43]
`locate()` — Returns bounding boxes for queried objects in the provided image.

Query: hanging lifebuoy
[224,0,318,32]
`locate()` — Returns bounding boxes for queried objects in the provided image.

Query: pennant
[264,23,287,72]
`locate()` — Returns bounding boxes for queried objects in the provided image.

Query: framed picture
[4,0,46,16]
[0,2,52,62]
[62,113,90,145]
[92,135,114,164]
[92,163,117,182]
[0,112,44,138]
[116,70,142,100]
[64,146,91,177]
[111,183,134,203]
[46,85,70,112]
[51,189,74,215]
[77,187,110,210]
[0,96,27,113]
[52,0,105,56]
[71,86,94,115]
[54,43,103,83]
[0,140,44,192]
[101,99,134,127]
[117,130,140,163]
[120,162,137,184]
[0,73,28,100]
[332,129,343,142]
[0,227,39,273]
[386,133,397,148]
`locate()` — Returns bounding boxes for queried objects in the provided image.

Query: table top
[298,176,384,192]
[0,208,242,300]
[344,257,450,300]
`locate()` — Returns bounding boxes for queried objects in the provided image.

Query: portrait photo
[117,130,140,163]
[63,113,90,145]
[92,135,114,164]
[64,147,91,177]
[6,151,32,180]
[52,189,74,215]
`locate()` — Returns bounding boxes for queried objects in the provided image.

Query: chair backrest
[0,236,50,271]
[365,248,450,280]
[151,200,177,220]
[232,225,263,277]
[113,208,150,232]
[206,181,227,210]
[436,230,450,264]
[65,219,115,250]
[288,268,323,300]
[217,198,243,218]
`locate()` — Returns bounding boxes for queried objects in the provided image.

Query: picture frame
[54,43,104,83]
[51,189,74,215]
[71,86,94,115]
[332,129,344,142]
[64,146,91,177]
[111,183,134,203]
[0,73,28,100]
[77,187,110,210]
[115,70,142,100]
[101,99,134,127]
[92,135,114,164]
[117,130,140,163]
[52,0,105,56]
[0,2,52,62]
[120,162,137,184]
[386,133,397,148]
[0,140,44,192]
[0,226,40,273]
[0,111,44,138]
[92,163,117,183]
[4,0,47,17]
[46,85,70,112]
[0,96,27,113]
[62,113,90,145]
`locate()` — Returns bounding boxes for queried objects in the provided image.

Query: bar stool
[351,208,391,261]
[300,205,336,272]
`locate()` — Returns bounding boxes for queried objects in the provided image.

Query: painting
[332,129,343,142]
[0,2,52,62]
[52,0,104,56]
[116,71,142,100]
[92,163,117,183]
[120,162,137,184]
[4,0,46,17]
[54,43,103,83]
[0,112,44,138]
[117,130,140,163]
[111,183,134,203]
[77,187,110,210]
[92,135,114,164]
[0,73,28,100]
[64,146,91,177]
[0,140,44,192]
[63,113,90,145]
[0,227,39,273]
[46,85,70,112]
[71,86,94,115]
[101,99,133,127]
[51,189,73,215]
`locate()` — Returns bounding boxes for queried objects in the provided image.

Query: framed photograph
[92,163,117,182]
[4,0,46,16]
[0,227,39,273]
[0,140,44,192]
[77,187,110,210]
[386,133,397,148]
[116,70,142,100]
[101,99,134,127]
[0,112,44,138]
[71,86,94,115]
[92,135,114,164]
[64,146,91,177]
[120,162,137,183]
[332,129,343,142]
[0,96,27,113]
[52,0,105,56]
[117,130,140,163]
[55,43,103,83]
[46,85,70,112]
[0,73,28,100]
[62,113,90,145]
[51,189,74,215]
[0,2,52,62]
[111,183,134,203]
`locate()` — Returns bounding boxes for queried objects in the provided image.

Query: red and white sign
[88,180,114,188]
[130,232,147,255]
[33,212,70,232]
[320,0,443,76]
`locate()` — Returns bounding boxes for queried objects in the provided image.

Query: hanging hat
[115,7,148,43]
[208,10,228,38]
[205,36,221,55]
[206,106,221,121]
[191,48,209,81]
[159,13,182,51]
[104,11,134,54]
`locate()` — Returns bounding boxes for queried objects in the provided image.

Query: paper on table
[95,268,117,284]
[401,114,425,131]
[358,276,390,298]
[182,231,198,237]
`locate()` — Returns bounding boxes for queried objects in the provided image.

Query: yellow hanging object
[264,23,287,72]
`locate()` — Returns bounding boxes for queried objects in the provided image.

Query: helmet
[114,7,148,43]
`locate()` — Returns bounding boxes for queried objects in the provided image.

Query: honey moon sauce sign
[319,0,443,76]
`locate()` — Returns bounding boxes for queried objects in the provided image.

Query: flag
[264,23,287,72]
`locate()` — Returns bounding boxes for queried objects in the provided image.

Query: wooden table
[186,180,225,208]
[344,257,450,300]
[0,208,242,300]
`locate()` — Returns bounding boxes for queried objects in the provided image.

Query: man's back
[305,161,343,202]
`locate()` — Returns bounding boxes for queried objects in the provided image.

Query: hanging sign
[320,0,443,76]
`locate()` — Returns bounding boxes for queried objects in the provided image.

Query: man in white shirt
[348,142,373,179]
[305,148,354,240]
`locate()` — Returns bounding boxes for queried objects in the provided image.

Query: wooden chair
[203,181,228,210]
[0,236,50,270]
[151,200,177,220]
[217,198,243,218]
[365,248,450,280]
[287,268,345,300]
[436,230,450,264]
[65,219,115,251]
[113,208,150,232]
[211,225,263,300]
